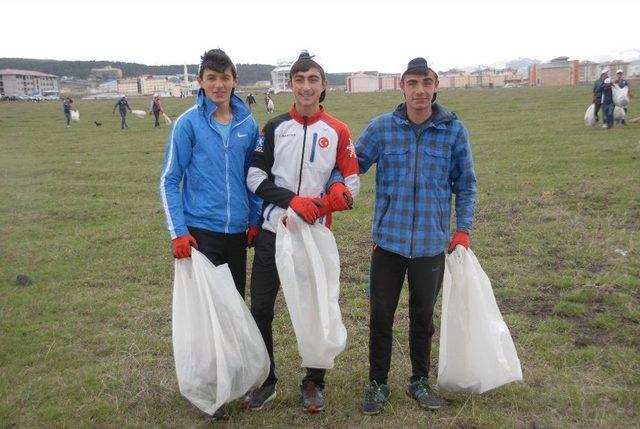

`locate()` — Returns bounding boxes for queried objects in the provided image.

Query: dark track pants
[368,245,445,385]
[187,226,247,298]
[249,229,326,388]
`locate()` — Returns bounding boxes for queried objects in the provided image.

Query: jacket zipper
[296,117,308,195]
[409,128,424,258]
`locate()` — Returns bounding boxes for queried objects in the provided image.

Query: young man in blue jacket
[357,57,477,415]
[112,95,132,130]
[159,49,262,418]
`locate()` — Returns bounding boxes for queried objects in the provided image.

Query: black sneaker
[406,378,444,410]
[301,381,324,413]
[240,381,277,411]
[361,381,390,415]
[206,405,230,421]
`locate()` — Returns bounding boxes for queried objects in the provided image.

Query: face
[197,67,238,106]
[400,71,439,112]
[617,72,623,78]
[288,68,327,109]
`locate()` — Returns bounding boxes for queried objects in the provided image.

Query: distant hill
[0,58,276,85]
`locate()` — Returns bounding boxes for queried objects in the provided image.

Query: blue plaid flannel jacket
[356,102,477,258]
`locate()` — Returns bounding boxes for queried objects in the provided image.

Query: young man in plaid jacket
[357,57,477,414]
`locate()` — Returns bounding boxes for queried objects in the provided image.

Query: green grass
[1,86,639,428]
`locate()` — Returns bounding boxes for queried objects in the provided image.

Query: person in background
[614,69,633,125]
[112,95,132,130]
[245,92,257,110]
[62,97,73,128]
[149,94,164,128]
[592,69,608,124]
[599,77,615,130]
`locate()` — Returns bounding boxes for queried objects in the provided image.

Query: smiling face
[288,67,327,115]
[400,70,439,115]
[197,66,238,106]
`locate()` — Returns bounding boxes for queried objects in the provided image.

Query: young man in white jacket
[242,50,359,413]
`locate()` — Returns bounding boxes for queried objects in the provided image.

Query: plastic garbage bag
[584,103,596,126]
[437,246,522,394]
[614,105,626,121]
[613,85,629,107]
[70,110,80,122]
[163,112,172,125]
[275,208,347,369]
[131,109,146,118]
[172,249,269,415]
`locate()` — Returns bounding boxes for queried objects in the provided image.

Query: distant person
[112,95,132,130]
[62,97,73,128]
[355,57,477,415]
[159,49,262,420]
[599,77,615,130]
[149,94,164,128]
[592,69,608,124]
[245,92,257,110]
[614,69,633,125]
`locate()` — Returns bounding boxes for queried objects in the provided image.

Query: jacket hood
[392,102,457,127]
[196,88,251,123]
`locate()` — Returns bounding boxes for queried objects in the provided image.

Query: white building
[346,72,401,93]
[271,59,292,93]
[0,69,59,97]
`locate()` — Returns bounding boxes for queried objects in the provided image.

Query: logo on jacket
[255,135,265,152]
[347,138,356,158]
[318,136,329,149]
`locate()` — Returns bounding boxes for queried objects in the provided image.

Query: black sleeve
[251,119,297,208]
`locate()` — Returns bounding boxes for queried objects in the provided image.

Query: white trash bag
[70,110,80,122]
[172,249,269,415]
[131,109,146,118]
[438,246,522,394]
[612,85,629,107]
[163,112,172,125]
[614,105,626,121]
[275,208,347,369]
[584,103,596,126]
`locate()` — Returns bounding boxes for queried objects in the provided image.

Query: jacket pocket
[381,147,409,177]
[421,145,450,182]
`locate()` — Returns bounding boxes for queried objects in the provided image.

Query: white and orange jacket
[247,105,360,233]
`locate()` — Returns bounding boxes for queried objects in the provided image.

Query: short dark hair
[199,49,237,78]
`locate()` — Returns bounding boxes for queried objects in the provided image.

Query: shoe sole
[244,390,277,411]
[405,390,442,410]
[303,404,324,413]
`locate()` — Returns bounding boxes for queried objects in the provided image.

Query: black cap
[401,57,438,103]
[291,49,326,102]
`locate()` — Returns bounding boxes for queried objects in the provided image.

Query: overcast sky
[3,0,639,73]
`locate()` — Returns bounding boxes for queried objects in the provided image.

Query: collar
[289,104,325,125]
[196,88,250,124]
[392,102,456,129]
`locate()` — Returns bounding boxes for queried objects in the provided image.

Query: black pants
[153,111,160,127]
[188,226,247,298]
[250,229,326,388]
[369,245,445,385]
[594,98,602,120]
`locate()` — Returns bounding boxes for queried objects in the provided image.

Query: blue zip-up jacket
[356,102,477,258]
[160,89,262,239]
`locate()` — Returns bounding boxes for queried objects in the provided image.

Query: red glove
[172,233,198,258]
[327,182,353,211]
[289,196,322,224]
[447,231,470,253]
[247,226,260,247]
[315,195,333,218]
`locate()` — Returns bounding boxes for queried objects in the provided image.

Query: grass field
[1,86,639,429]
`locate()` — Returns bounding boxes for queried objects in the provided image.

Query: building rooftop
[0,69,58,77]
